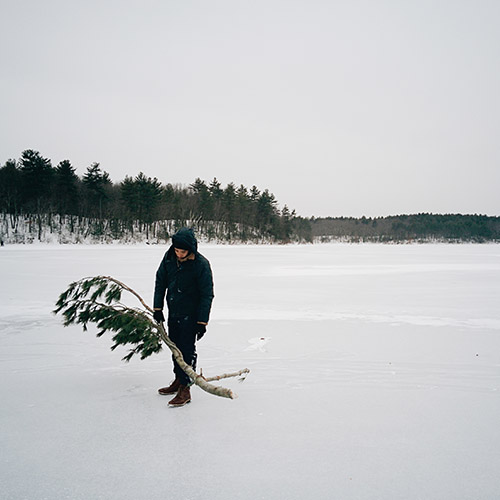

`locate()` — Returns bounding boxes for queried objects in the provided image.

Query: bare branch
[154,322,240,399]
[203,368,251,382]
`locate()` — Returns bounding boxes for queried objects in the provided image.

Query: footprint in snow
[245,337,271,352]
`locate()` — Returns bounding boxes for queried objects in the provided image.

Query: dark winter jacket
[153,228,214,324]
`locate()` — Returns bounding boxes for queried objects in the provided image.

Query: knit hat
[171,227,197,253]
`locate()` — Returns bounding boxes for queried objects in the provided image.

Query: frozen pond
[1,243,500,499]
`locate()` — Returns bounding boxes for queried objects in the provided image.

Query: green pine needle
[54,276,162,362]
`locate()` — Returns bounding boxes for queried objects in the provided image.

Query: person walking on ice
[153,227,214,407]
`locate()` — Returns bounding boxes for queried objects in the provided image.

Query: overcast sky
[1,0,499,217]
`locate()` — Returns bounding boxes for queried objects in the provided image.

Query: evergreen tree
[209,177,223,221]
[280,205,293,241]
[82,162,111,219]
[54,160,79,216]
[120,172,162,235]
[0,159,21,216]
[18,150,54,240]
[248,185,261,227]
[19,149,54,214]
[235,184,251,239]
[235,184,250,219]
[222,182,237,224]
[256,189,278,234]
[249,185,260,202]
[190,178,212,220]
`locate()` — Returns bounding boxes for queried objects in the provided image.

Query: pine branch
[100,275,154,313]
[53,276,248,399]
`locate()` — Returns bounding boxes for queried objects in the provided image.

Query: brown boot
[168,385,191,407]
[158,378,181,396]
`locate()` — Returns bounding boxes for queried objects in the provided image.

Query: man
[153,227,214,407]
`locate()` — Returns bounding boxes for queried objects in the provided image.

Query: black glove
[153,309,165,323]
[195,323,206,340]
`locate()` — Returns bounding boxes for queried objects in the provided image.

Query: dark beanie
[171,227,197,253]
[172,236,190,251]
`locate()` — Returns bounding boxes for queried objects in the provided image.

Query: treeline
[312,214,500,242]
[0,149,312,243]
[2,150,498,245]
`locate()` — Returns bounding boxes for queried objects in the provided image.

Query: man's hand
[153,309,165,323]
[196,323,207,340]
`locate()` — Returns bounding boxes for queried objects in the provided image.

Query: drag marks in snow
[0,316,52,335]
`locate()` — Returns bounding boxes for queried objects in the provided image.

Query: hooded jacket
[153,228,214,324]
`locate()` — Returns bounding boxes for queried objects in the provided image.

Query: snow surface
[1,243,500,500]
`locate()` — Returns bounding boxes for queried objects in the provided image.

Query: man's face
[174,247,189,259]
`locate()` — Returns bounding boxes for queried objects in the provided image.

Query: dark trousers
[167,316,197,386]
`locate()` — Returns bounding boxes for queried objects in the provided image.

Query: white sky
[1,0,499,218]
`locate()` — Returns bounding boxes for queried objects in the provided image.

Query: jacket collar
[177,252,195,263]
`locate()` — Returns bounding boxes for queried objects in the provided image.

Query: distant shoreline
[1,212,499,246]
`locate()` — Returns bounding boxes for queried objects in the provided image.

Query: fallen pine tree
[53,275,249,399]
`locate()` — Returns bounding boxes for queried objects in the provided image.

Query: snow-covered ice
[1,243,500,500]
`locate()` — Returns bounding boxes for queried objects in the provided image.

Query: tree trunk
[156,324,240,399]
[102,276,248,400]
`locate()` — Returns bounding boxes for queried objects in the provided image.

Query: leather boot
[168,385,191,407]
[158,378,181,396]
